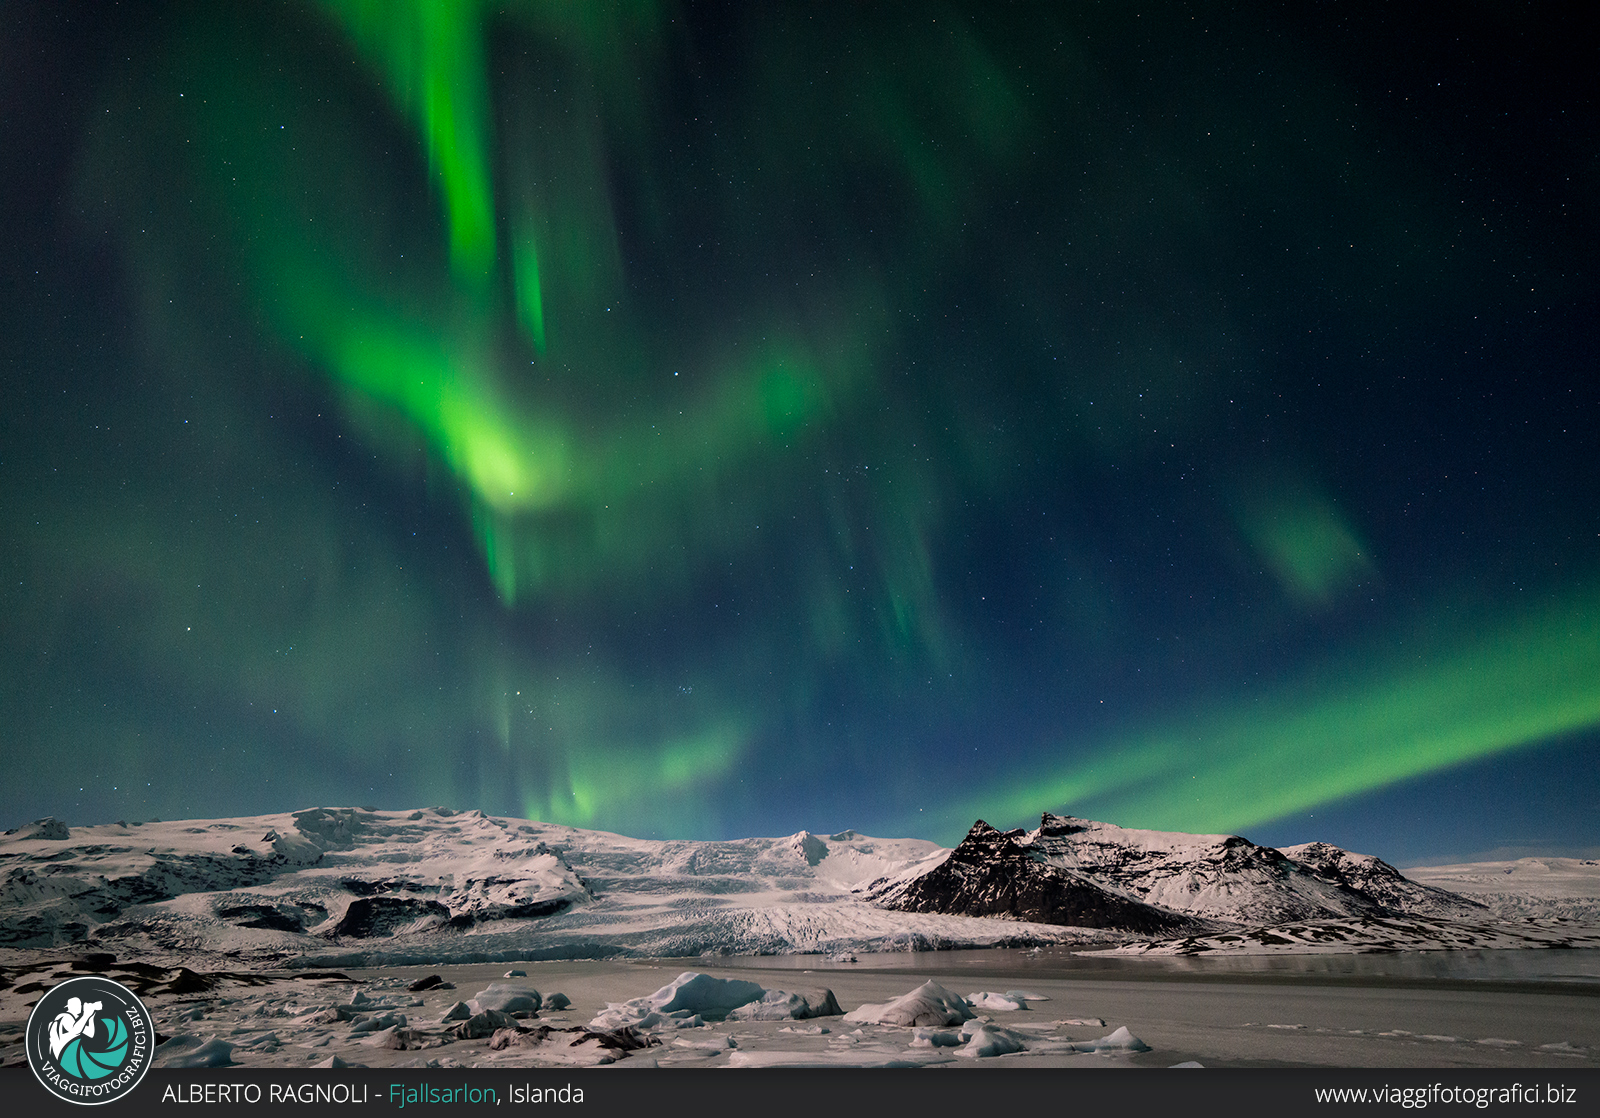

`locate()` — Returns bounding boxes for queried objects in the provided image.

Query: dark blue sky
[2,1,1595,866]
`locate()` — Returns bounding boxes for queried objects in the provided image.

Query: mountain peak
[886,812,1488,927]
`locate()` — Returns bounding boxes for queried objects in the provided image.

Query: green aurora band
[6,0,1593,851]
[933,588,1600,842]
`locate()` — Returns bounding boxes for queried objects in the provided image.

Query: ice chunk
[591,1008,704,1031]
[843,980,975,1027]
[967,991,1027,1011]
[590,971,764,1030]
[727,988,842,1021]
[453,1009,518,1039]
[471,983,541,1015]
[361,1025,418,1049]
[17,817,70,841]
[1071,1025,1150,1053]
[956,1022,1028,1058]
[646,972,765,1017]
[156,1035,236,1068]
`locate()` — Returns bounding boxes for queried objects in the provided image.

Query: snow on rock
[788,832,829,867]
[6,818,70,841]
[878,813,1488,931]
[1280,842,1485,919]
[842,980,975,1027]
[874,821,1197,933]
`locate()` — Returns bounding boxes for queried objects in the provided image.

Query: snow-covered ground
[0,808,1095,967]
[1405,857,1600,925]
[4,951,1595,1070]
[4,808,1597,968]
[4,808,1600,1069]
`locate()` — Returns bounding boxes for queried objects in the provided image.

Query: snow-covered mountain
[0,807,1053,966]
[2,806,1577,968]
[873,814,1487,926]
[868,821,1201,934]
[1404,856,1600,924]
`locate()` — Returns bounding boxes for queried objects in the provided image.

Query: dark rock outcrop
[878,821,1197,933]
[328,897,451,938]
[1281,841,1488,919]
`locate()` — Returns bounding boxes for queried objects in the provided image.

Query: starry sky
[3,1,1595,865]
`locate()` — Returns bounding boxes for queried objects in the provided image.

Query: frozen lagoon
[6,947,1594,1070]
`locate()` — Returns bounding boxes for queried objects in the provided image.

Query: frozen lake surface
[7,948,1595,1070]
[715,944,1600,985]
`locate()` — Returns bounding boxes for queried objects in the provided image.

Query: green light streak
[1233,481,1373,606]
[250,227,571,512]
[527,723,745,831]
[469,339,849,603]
[189,3,874,606]
[512,233,547,353]
[933,587,1600,841]
[311,0,496,281]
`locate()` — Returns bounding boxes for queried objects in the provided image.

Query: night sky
[3,1,1595,865]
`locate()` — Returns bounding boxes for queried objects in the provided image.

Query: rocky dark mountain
[1279,841,1487,920]
[872,821,1201,933]
[871,814,1488,929]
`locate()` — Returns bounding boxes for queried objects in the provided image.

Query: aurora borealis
[2,2,1594,864]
